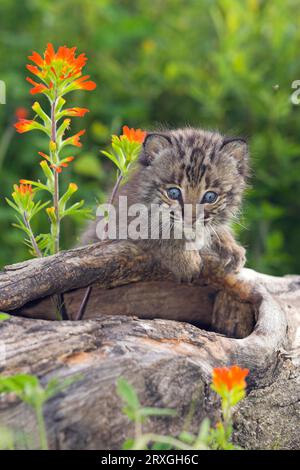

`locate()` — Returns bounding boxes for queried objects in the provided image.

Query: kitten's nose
[184,212,197,226]
[183,195,200,226]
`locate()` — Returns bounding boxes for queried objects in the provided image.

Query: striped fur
[82,128,248,281]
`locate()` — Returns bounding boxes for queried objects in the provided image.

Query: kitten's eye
[201,191,218,204]
[167,187,181,200]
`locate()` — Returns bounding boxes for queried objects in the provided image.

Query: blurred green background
[0,0,300,275]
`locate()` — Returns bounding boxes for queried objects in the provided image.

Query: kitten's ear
[140,133,172,166]
[219,137,249,178]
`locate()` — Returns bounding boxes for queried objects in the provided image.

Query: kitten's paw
[206,228,246,275]
[223,243,246,274]
[163,251,202,283]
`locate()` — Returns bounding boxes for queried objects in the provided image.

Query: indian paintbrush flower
[210,365,249,449]
[101,125,147,177]
[122,125,146,144]
[14,119,45,134]
[63,129,86,148]
[25,43,96,97]
[63,107,89,117]
[211,365,249,400]
[8,42,95,290]
[11,183,35,211]
[14,183,33,196]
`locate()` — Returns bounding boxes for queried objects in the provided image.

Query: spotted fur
[82,128,249,281]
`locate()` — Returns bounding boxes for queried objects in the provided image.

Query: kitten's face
[137,128,248,233]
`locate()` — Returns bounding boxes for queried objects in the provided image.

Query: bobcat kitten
[82,128,248,281]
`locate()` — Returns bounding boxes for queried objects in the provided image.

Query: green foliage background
[0,0,300,275]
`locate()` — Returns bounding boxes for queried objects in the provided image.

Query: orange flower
[26,43,96,94]
[26,64,44,78]
[64,107,89,117]
[63,156,75,164]
[212,365,249,394]
[50,156,75,173]
[14,119,36,133]
[15,107,28,120]
[26,77,49,95]
[28,51,44,68]
[50,165,63,173]
[38,151,51,162]
[14,183,33,195]
[122,125,147,143]
[29,43,87,77]
[64,129,85,147]
[73,75,97,91]
[38,152,74,172]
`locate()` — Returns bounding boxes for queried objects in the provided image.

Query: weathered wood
[0,240,258,313]
[18,281,217,327]
[0,241,157,312]
[0,239,300,449]
[0,267,299,450]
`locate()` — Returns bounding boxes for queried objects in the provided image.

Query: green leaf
[5,198,21,214]
[178,431,196,445]
[31,200,50,219]
[121,406,136,421]
[35,233,53,255]
[0,373,82,410]
[61,201,93,220]
[32,102,51,126]
[116,378,140,410]
[194,417,211,448]
[0,313,10,321]
[12,215,30,235]
[140,407,176,417]
[59,185,78,213]
[151,442,173,450]
[39,164,54,189]
[101,150,124,174]
[0,374,41,407]
[57,118,71,140]
[122,439,134,450]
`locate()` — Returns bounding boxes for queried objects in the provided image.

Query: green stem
[134,411,143,443]
[223,401,231,429]
[221,399,233,445]
[23,211,43,258]
[35,404,48,450]
[103,172,123,239]
[49,94,67,320]
[51,95,60,254]
[53,170,60,253]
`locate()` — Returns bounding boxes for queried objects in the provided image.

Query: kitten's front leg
[204,227,246,276]
[156,241,202,283]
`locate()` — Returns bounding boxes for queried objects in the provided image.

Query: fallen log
[0,240,299,449]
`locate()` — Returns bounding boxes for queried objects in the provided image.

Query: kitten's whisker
[227,211,248,230]
[209,225,221,245]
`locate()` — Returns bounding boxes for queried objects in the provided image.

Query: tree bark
[0,240,299,449]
